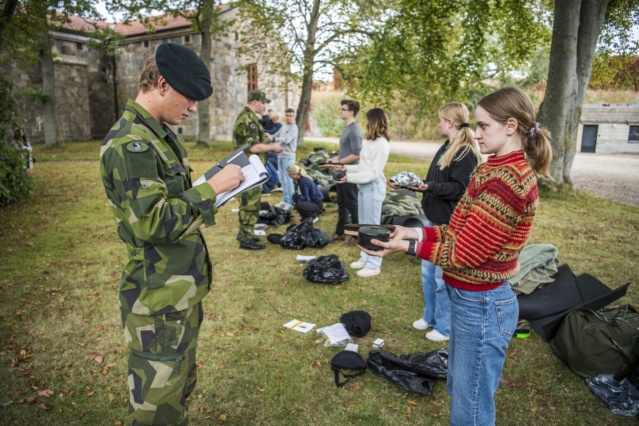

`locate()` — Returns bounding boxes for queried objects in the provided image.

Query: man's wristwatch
[405,240,416,256]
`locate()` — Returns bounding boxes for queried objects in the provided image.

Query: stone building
[7,6,297,143]
[578,104,639,154]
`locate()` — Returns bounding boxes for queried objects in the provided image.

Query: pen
[1,400,13,408]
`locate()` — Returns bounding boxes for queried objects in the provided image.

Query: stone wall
[5,11,298,144]
[5,34,114,143]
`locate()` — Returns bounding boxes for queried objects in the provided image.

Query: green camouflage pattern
[232,106,267,164]
[100,100,219,315]
[123,303,202,426]
[237,185,262,241]
[232,106,266,241]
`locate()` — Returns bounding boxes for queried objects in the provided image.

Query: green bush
[0,141,34,206]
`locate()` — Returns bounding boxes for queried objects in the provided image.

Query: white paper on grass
[316,322,352,346]
[283,319,316,333]
[295,255,316,262]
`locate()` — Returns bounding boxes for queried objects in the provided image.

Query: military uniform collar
[125,100,172,140]
[244,105,259,120]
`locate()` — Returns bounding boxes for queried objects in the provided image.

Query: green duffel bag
[550,305,639,382]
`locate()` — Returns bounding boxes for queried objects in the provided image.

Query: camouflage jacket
[232,106,267,164]
[100,100,218,315]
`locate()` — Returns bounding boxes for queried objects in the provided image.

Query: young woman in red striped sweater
[362,87,552,425]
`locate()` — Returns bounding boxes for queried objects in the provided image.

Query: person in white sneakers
[390,103,481,341]
[328,108,390,278]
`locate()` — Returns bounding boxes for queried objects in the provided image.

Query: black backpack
[550,305,639,385]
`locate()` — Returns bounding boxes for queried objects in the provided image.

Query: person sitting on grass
[287,164,323,221]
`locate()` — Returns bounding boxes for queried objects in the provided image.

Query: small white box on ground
[345,343,359,353]
[372,338,385,348]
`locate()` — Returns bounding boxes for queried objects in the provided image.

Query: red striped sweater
[416,150,538,291]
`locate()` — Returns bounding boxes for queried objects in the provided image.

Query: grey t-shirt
[338,122,362,163]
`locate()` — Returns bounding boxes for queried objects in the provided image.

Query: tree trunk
[40,29,59,147]
[0,0,19,50]
[295,0,321,146]
[538,0,610,185]
[196,0,214,147]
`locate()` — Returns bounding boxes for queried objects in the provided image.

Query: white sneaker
[412,318,430,330]
[426,330,449,342]
[350,260,366,269]
[357,267,380,278]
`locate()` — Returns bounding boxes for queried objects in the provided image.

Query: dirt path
[306,137,639,207]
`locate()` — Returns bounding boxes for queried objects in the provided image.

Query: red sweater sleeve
[416,175,534,270]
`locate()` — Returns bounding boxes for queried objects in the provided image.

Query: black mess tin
[358,226,390,251]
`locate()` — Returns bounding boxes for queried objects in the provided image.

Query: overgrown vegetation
[0,141,637,425]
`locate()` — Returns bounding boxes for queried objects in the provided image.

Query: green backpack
[550,305,639,385]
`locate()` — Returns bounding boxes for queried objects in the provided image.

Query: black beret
[156,43,213,101]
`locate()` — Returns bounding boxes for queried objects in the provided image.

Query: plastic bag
[280,218,331,250]
[587,374,639,416]
[303,254,349,284]
[258,206,291,226]
[366,349,448,395]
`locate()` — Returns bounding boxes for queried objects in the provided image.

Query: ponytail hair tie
[527,122,540,138]
[459,123,470,129]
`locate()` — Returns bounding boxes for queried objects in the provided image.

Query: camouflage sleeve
[101,137,218,244]
[234,119,265,153]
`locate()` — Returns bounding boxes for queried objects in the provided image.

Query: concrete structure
[5,7,297,143]
[578,104,639,154]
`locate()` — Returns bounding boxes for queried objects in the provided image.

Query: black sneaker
[239,240,265,250]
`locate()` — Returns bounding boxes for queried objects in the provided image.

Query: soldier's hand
[207,164,244,194]
[270,142,284,153]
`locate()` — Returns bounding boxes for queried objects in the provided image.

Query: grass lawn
[0,140,637,425]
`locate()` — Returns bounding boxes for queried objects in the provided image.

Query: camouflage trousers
[237,185,261,241]
[122,303,203,426]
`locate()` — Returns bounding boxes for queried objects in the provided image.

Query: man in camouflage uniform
[232,90,283,250]
[100,43,243,426]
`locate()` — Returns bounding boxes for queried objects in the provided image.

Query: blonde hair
[437,102,482,169]
[287,164,310,179]
[139,57,161,93]
[365,108,390,141]
[477,87,552,178]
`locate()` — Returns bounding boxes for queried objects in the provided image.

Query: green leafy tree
[236,0,389,145]
[345,0,551,113]
[107,0,232,147]
[537,0,639,185]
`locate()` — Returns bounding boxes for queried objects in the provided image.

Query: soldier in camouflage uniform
[100,43,243,426]
[232,90,283,250]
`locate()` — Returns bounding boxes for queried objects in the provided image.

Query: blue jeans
[421,220,449,335]
[446,282,518,426]
[278,157,295,205]
[356,178,385,269]
[263,161,280,192]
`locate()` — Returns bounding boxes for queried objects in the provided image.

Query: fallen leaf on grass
[37,389,54,397]
[407,400,417,406]
[37,403,50,411]
[93,355,104,364]
[218,414,227,421]
[108,394,115,402]
[87,390,95,397]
